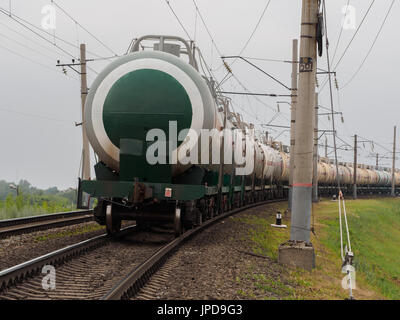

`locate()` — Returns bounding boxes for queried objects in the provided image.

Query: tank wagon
[81,35,399,235]
[316,159,398,195]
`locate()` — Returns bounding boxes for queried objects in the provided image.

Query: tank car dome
[84,50,216,172]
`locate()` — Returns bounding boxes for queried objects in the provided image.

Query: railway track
[103,198,285,300]
[0,199,284,300]
[0,225,143,299]
[0,210,94,239]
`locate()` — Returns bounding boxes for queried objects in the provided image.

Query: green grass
[0,194,75,220]
[235,206,290,261]
[252,274,295,297]
[234,205,305,300]
[317,198,400,299]
[234,200,400,300]
[34,223,104,242]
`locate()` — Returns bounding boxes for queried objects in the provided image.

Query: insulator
[223,60,232,74]
[277,103,280,113]
[341,116,344,123]
[334,77,339,90]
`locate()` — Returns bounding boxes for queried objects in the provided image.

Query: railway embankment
[157,199,400,300]
[312,198,400,299]
[1,199,398,300]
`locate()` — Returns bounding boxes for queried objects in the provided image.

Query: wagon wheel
[106,204,121,235]
[174,206,183,238]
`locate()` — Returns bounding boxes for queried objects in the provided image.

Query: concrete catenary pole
[218,101,228,212]
[391,126,397,197]
[290,0,318,243]
[80,44,91,181]
[353,134,357,200]
[312,93,319,202]
[289,39,299,211]
[325,135,328,158]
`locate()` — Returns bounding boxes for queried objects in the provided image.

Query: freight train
[81,35,399,235]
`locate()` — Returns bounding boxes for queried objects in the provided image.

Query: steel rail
[0,210,93,227]
[0,225,136,292]
[0,210,94,239]
[102,198,286,300]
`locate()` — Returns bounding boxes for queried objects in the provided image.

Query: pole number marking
[299,57,313,73]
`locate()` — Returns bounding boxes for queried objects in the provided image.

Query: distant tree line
[0,180,77,220]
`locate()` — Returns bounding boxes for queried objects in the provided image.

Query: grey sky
[0,0,398,189]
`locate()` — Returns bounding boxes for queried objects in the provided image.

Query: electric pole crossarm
[219,91,295,97]
[262,124,291,129]
[318,112,342,116]
[222,56,294,91]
